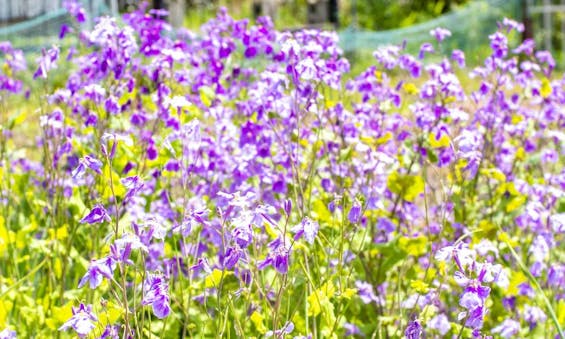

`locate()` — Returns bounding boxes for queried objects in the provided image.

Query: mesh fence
[338,0,522,58]
[0,0,111,52]
[0,0,524,57]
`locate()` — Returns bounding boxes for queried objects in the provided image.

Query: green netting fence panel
[0,0,523,58]
[338,0,522,59]
[0,0,111,52]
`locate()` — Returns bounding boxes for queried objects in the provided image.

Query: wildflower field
[0,2,564,338]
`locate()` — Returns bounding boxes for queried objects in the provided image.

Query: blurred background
[1,0,564,68]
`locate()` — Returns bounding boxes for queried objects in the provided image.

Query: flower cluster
[0,4,563,339]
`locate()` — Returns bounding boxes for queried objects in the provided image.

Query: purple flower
[80,204,111,224]
[0,328,16,339]
[190,258,212,275]
[404,319,422,339]
[291,217,319,244]
[514,39,535,55]
[430,27,451,42]
[377,217,395,233]
[33,45,60,79]
[518,282,535,298]
[244,46,257,58]
[232,223,253,248]
[418,43,434,59]
[523,305,546,329]
[59,24,72,39]
[549,213,565,233]
[343,323,361,336]
[72,155,103,179]
[222,246,243,269]
[460,305,485,329]
[529,235,549,263]
[283,199,292,216]
[427,314,450,335]
[489,32,508,58]
[97,325,120,339]
[78,256,116,289]
[535,50,555,75]
[491,319,520,338]
[348,201,362,224]
[114,233,148,253]
[502,18,524,33]
[104,96,120,114]
[355,280,379,304]
[399,54,421,77]
[58,303,97,338]
[265,321,294,337]
[142,274,171,319]
[63,0,87,23]
[258,238,290,274]
[547,264,565,288]
[296,58,318,81]
[452,50,465,68]
[121,176,144,204]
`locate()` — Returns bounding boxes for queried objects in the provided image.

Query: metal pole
[561,0,565,67]
[110,0,118,17]
[543,0,552,51]
[352,0,357,29]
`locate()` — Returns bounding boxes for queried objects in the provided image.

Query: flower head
[0,328,16,339]
[142,274,171,319]
[58,303,97,338]
[78,256,116,289]
[291,217,319,244]
[404,318,422,339]
[80,204,111,224]
[492,318,520,338]
[430,27,451,42]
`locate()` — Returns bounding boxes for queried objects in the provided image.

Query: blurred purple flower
[355,280,379,304]
[451,49,465,68]
[523,305,546,329]
[491,319,520,338]
[72,155,103,179]
[404,319,422,339]
[343,323,361,336]
[265,321,294,337]
[121,176,144,204]
[97,325,120,339]
[291,217,319,244]
[78,256,116,289]
[80,204,111,224]
[0,329,16,339]
[223,246,243,269]
[430,27,451,42]
[428,314,450,335]
[63,0,87,23]
[348,201,362,224]
[58,303,97,338]
[418,43,434,59]
[258,238,290,274]
[489,32,508,58]
[59,24,72,39]
[33,45,60,79]
[142,274,171,319]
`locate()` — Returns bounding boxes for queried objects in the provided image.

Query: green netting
[338,0,522,58]
[0,0,522,59]
[0,0,111,52]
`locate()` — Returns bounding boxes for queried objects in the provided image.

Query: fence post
[523,0,534,41]
[543,0,552,51]
[561,0,565,66]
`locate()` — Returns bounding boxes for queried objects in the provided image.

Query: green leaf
[398,235,428,257]
[387,172,425,202]
[312,199,332,224]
